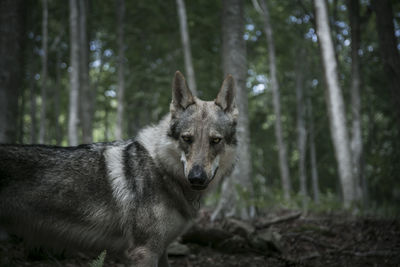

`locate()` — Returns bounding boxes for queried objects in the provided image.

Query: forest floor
[0,210,399,267]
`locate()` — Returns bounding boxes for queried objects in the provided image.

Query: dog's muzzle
[188,165,207,190]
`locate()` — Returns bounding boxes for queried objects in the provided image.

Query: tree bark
[115,0,125,140]
[29,72,37,144]
[0,0,25,143]
[255,0,292,201]
[295,49,308,209]
[55,49,62,145]
[314,0,355,208]
[348,0,364,203]
[307,97,320,204]
[176,0,197,95]
[212,0,254,220]
[373,0,400,132]
[38,0,48,144]
[68,0,80,146]
[79,0,93,144]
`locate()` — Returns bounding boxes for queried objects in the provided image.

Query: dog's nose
[188,165,207,185]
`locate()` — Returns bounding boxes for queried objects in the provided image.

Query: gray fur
[0,71,238,266]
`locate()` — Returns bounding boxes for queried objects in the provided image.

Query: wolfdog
[0,71,238,266]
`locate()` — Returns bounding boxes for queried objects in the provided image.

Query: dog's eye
[182,136,193,143]
[211,138,221,144]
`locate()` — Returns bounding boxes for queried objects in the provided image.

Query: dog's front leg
[158,250,170,267]
[125,246,159,267]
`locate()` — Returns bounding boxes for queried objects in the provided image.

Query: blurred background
[1,0,399,217]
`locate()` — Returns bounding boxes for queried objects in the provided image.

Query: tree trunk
[176,0,197,95]
[307,96,320,204]
[373,0,400,132]
[18,85,25,144]
[348,0,364,204]
[254,0,292,201]
[115,0,125,140]
[314,0,355,208]
[295,49,308,209]
[55,49,62,145]
[29,72,37,144]
[212,0,253,220]
[38,0,48,144]
[68,0,80,146]
[79,0,93,144]
[0,0,24,143]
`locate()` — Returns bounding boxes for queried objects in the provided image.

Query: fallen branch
[256,212,302,229]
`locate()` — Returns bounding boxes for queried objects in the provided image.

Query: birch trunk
[348,0,364,203]
[295,49,308,208]
[115,0,125,140]
[212,0,254,220]
[79,0,93,144]
[38,0,48,144]
[254,0,292,200]
[176,0,197,95]
[68,0,80,146]
[314,0,355,208]
[307,97,320,204]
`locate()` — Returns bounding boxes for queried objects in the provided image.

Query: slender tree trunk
[373,0,400,132]
[348,0,364,203]
[314,0,355,208]
[115,0,125,140]
[212,0,253,220]
[104,101,109,142]
[176,0,197,95]
[79,0,92,144]
[295,49,308,209]
[0,0,24,143]
[307,97,320,204]
[254,0,292,201]
[38,0,48,144]
[55,49,62,145]
[68,0,80,146]
[29,72,37,144]
[18,86,25,144]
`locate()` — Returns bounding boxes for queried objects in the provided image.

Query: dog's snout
[188,165,207,185]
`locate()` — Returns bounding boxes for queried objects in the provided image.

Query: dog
[0,71,238,266]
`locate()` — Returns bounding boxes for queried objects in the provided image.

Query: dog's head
[168,71,238,191]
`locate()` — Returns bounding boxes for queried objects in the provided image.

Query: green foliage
[89,250,107,267]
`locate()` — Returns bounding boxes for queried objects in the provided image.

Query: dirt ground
[1,211,399,267]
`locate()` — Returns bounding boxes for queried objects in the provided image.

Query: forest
[0,0,399,266]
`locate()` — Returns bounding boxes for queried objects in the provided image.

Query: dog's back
[0,143,127,252]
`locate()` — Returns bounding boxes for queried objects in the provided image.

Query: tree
[314,0,355,208]
[307,96,320,204]
[253,0,292,201]
[38,0,48,144]
[176,0,197,96]
[79,0,93,144]
[68,0,80,146]
[212,0,254,220]
[0,0,25,144]
[295,48,308,208]
[115,0,125,140]
[348,0,364,204]
[373,0,400,131]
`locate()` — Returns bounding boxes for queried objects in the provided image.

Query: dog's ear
[215,74,236,112]
[171,71,194,114]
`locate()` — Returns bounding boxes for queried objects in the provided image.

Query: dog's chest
[152,203,191,244]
